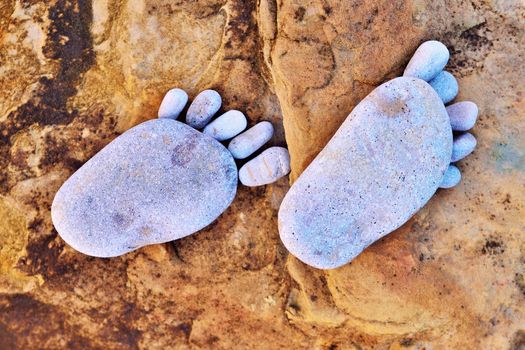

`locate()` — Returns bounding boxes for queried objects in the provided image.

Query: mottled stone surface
[186,90,222,129]
[52,119,237,257]
[239,147,290,186]
[1,1,524,349]
[279,77,452,269]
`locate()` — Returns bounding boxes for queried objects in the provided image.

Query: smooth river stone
[428,71,458,104]
[203,110,247,141]
[279,77,452,269]
[51,119,237,257]
[228,121,274,159]
[440,165,461,189]
[239,147,290,186]
[451,132,476,162]
[447,101,478,131]
[186,90,222,129]
[158,88,188,119]
[403,41,449,82]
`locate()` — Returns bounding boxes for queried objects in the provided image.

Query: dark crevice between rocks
[0,0,95,193]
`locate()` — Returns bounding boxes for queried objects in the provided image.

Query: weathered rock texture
[0,1,524,349]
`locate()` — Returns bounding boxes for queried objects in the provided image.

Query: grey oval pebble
[439,165,461,189]
[228,121,274,159]
[203,110,247,141]
[451,132,476,162]
[239,147,290,186]
[403,41,449,82]
[428,71,458,104]
[278,77,452,269]
[158,88,188,119]
[186,90,222,129]
[51,119,237,257]
[447,101,478,131]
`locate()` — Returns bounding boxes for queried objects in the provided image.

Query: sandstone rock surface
[0,0,524,349]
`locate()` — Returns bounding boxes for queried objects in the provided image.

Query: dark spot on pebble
[171,137,197,166]
[112,213,126,226]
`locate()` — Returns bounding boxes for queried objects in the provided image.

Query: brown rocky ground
[1,0,524,349]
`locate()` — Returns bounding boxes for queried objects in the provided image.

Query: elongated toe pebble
[278,77,452,269]
[51,119,237,257]
[439,165,461,189]
[239,147,290,186]
[428,71,458,104]
[203,110,247,141]
[158,88,188,119]
[447,101,478,131]
[186,90,222,129]
[451,132,476,162]
[229,121,274,159]
[403,41,449,81]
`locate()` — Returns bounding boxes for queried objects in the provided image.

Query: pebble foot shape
[278,77,452,269]
[51,119,237,257]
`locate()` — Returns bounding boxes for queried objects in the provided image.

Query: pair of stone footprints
[51,41,478,269]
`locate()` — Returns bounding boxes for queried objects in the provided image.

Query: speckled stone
[51,119,237,257]
[158,88,188,119]
[447,101,478,131]
[451,132,476,162]
[403,41,449,81]
[440,165,461,189]
[279,77,452,269]
[228,121,274,159]
[186,90,222,129]
[428,71,458,104]
[239,147,290,186]
[203,110,247,141]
